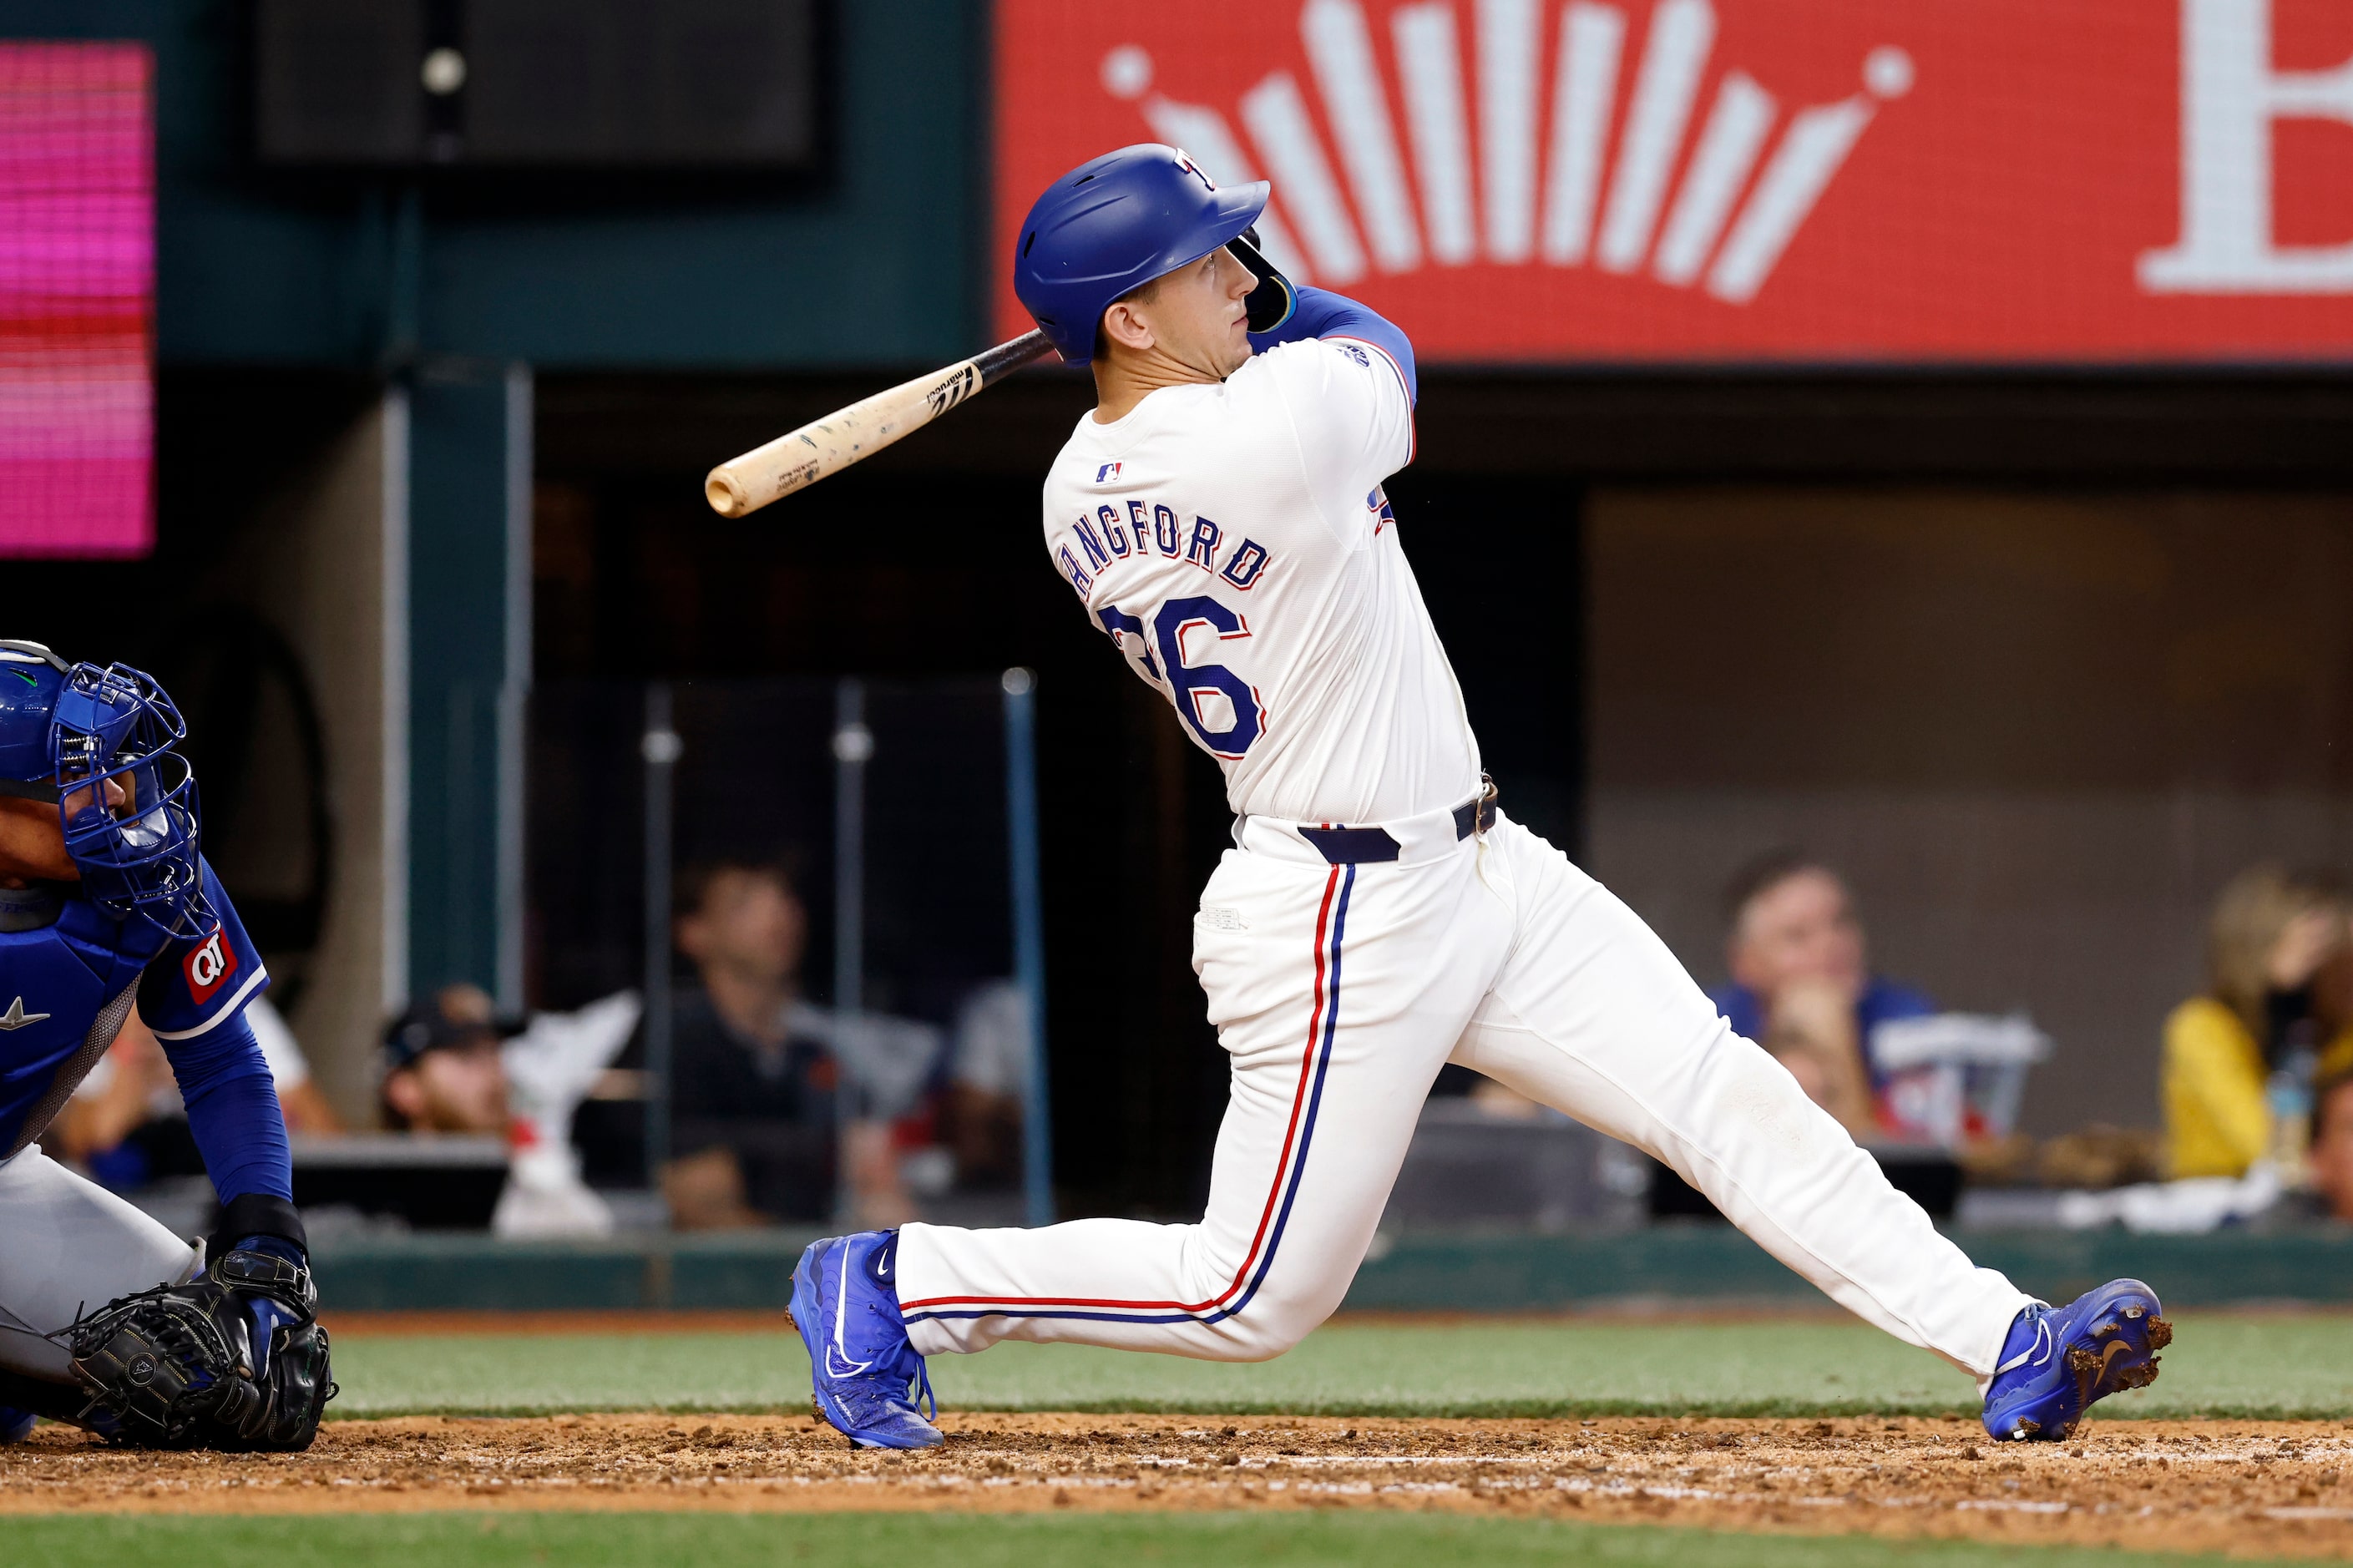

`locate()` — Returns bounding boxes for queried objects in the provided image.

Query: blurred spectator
[943,980,1031,1187]
[58,995,337,1189]
[2034,1125,2168,1191]
[382,986,509,1135]
[663,860,918,1230]
[2163,865,2353,1181]
[53,1009,183,1181]
[1708,852,1934,1139]
[2306,1066,2353,1223]
[382,984,635,1237]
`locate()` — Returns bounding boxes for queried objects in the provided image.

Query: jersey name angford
[1055,501,1273,598]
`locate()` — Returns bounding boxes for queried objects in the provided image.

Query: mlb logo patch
[183,928,238,1004]
[1095,462,1123,483]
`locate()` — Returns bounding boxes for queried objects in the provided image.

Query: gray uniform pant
[0,1144,200,1336]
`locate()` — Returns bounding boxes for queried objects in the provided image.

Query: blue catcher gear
[0,640,206,943]
[1013,143,1295,366]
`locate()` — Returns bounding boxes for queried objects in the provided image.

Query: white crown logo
[1101,0,1912,306]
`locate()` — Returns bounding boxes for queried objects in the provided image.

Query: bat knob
[705,470,751,518]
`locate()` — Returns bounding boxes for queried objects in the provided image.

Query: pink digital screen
[0,43,153,559]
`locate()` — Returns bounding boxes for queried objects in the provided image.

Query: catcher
[0,639,331,1449]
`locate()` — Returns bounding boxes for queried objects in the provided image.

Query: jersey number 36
[1097,596,1266,761]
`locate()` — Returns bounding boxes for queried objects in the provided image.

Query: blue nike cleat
[787,1230,943,1449]
[1982,1278,2170,1442]
[0,1407,32,1444]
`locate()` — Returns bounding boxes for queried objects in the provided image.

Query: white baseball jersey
[1041,337,1480,826]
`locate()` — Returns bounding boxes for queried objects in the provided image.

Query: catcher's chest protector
[0,901,154,1159]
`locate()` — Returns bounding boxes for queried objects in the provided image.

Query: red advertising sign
[995,0,2353,361]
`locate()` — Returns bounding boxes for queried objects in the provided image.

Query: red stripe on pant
[898,861,1347,1317]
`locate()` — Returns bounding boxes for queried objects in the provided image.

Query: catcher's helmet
[0,640,207,941]
[1013,143,1293,366]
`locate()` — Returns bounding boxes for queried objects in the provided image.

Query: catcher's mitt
[67,1248,336,1450]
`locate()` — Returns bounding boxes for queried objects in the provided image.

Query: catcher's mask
[0,639,208,943]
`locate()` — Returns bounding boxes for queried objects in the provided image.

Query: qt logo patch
[184,928,238,1004]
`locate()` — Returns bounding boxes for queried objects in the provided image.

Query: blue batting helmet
[1014,143,1281,366]
[0,639,209,942]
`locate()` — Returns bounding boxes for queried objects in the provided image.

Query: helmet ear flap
[1230,230,1296,336]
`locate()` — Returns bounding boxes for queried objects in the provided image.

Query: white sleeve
[1257,338,1415,539]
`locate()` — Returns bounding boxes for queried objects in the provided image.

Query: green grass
[0,1512,2285,1568]
[325,1312,2353,1421]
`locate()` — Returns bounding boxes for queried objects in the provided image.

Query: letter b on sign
[2140,0,2353,293]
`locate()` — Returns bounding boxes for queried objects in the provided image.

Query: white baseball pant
[0,1144,200,1334]
[898,807,2032,1380]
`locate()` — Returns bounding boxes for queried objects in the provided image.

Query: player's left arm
[1248,286,1418,406]
[62,863,332,1449]
[1250,288,1419,529]
[138,860,299,1251]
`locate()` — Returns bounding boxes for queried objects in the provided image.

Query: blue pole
[1003,669,1055,1227]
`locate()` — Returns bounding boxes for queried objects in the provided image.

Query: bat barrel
[704,417,843,518]
[702,330,1056,518]
[706,471,753,517]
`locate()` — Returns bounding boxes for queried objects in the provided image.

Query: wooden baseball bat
[705,330,1056,517]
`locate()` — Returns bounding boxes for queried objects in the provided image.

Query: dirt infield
[8,1412,2353,1557]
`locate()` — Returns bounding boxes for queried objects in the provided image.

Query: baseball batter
[787,144,2170,1450]
[0,641,331,1449]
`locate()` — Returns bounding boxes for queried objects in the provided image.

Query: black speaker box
[254,0,820,171]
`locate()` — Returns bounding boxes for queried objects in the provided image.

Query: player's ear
[1100,297,1156,354]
